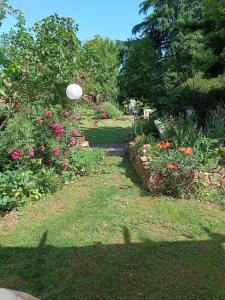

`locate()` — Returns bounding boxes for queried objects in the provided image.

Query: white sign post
[154,119,165,135]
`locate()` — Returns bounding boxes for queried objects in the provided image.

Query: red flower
[36,119,44,124]
[40,144,45,152]
[11,149,23,161]
[71,128,78,137]
[166,162,179,170]
[53,147,60,157]
[44,111,52,117]
[28,149,35,158]
[70,138,77,147]
[53,124,64,138]
[101,112,108,119]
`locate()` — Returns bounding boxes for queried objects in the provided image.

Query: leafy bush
[37,168,62,194]
[0,108,79,170]
[0,169,39,210]
[161,116,199,148]
[101,102,122,119]
[0,107,105,210]
[205,104,225,143]
[61,148,105,182]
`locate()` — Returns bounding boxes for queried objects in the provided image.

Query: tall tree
[133,0,204,84]
[79,36,120,102]
[200,0,225,77]
[118,37,163,104]
[2,13,81,108]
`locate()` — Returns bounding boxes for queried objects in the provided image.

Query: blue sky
[1,0,144,41]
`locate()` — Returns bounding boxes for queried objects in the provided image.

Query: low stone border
[126,142,164,193]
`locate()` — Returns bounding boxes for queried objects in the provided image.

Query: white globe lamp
[66,84,83,100]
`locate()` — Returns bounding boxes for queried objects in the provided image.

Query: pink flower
[71,128,78,137]
[53,124,64,138]
[64,149,70,157]
[11,149,23,161]
[48,121,53,128]
[70,138,77,147]
[28,149,35,158]
[44,111,52,117]
[53,147,60,157]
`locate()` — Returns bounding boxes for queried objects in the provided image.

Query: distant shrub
[101,102,122,119]
[205,104,225,143]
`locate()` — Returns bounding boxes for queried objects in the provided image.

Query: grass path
[0,118,225,299]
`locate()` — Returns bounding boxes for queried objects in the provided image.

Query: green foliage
[134,117,158,137]
[0,107,105,210]
[80,36,120,102]
[201,0,225,77]
[60,148,105,182]
[119,37,163,103]
[37,168,62,194]
[205,104,225,142]
[149,147,198,197]
[101,102,122,119]
[3,13,80,108]
[132,112,223,198]
[161,116,199,148]
[0,169,38,210]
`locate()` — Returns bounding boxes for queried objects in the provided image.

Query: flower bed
[127,139,225,199]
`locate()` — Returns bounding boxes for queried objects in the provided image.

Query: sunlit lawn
[0,118,224,299]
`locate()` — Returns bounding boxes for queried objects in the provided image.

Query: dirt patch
[141,222,173,239]
[0,211,20,233]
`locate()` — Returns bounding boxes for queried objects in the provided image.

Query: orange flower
[177,147,193,156]
[166,162,179,170]
[156,141,171,149]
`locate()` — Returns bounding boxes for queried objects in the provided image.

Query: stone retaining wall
[126,142,165,193]
[126,142,225,193]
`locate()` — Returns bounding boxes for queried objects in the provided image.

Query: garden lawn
[0,118,225,300]
[80,117,132,143]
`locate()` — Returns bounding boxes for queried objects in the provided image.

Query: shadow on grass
[120,156,146,193]
[82,126,133,144]
[0,227,224,300]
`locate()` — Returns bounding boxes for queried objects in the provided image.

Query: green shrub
[101,102,122,119]
[37,168,62,193]
[134,113,159,137]
[162,116,199,148]
[0,169,39,210]
[61,148,105,182]
[205,104,225,143]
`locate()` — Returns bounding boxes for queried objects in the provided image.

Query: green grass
[0,118,225,300]
[80,117,132,143]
